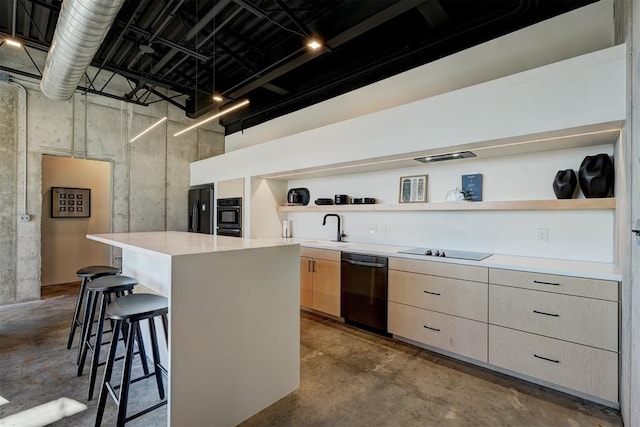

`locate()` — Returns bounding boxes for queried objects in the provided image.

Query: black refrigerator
[188,184,214,234]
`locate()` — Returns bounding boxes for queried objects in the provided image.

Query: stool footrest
[126,400,167,424]
[96,350,142,368]
[110,370,162,392]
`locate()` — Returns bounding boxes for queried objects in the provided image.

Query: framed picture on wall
[51,187,91,218]
[399,175,427,203]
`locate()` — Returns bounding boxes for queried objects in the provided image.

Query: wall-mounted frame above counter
[277,198,616,212]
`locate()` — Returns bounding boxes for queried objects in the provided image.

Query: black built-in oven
[216,197,242,237]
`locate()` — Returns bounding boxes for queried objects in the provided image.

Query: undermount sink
[302,240,353,248]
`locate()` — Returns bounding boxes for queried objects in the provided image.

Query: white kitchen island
[87,231,300,427]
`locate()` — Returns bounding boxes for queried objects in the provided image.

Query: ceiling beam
[225,0,427,100]
[157,5,242,77]
[0,64,149,106]
[143,85,186,111]
[20,0,32,38]
[147,0,232,76]
[90,0,150,89]
[215,39,286,90]
[127,0,187,70]
[274,0,312,37]
[122,23,208,61]
[417,0,451,29]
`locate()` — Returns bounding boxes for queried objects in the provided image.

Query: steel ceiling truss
[0,0,599,133]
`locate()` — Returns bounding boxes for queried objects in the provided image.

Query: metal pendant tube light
[173,99,249,137]
[130,117,167,142]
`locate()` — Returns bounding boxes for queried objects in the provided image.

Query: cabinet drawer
[489,285,618,351]
[489,268,618,301]
[489,325,618,402]
[300,247,340,262]
[389,257,488,283]
[389,270,487,322]
[388,302,487,362]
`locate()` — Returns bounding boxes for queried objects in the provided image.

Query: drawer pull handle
[533,309,559,317]
[533,280,561,286]
[534,354,560,364]
[423,325,440,332]
[423,290,441,296]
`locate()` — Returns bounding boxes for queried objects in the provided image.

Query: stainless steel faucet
[322,214,345,242]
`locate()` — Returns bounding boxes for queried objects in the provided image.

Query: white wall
[225,0,614,151]
[191,44,625,185]
[286,144,614,262]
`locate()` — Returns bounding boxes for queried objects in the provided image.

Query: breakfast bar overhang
[87,231,300,427]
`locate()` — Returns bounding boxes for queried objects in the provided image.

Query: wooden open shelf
[277,198,616,212]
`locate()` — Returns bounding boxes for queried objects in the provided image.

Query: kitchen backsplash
[286,143,615,262]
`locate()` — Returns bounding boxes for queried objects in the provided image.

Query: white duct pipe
[40,0,125,101]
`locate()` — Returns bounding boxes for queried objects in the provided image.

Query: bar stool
[95,293,168,427]
[67,265,120,351]
[78,275,148,401]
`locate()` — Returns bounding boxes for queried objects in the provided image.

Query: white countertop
[87,231,298,257]
[292,239,621,281]
[87,232,621,281]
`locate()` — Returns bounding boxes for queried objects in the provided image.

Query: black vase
[578,154,614,198]
[553,169,577,199]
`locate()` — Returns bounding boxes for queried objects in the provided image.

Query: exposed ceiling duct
[40,0,125,101]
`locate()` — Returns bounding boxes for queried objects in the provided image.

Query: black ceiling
[0,0,597,135]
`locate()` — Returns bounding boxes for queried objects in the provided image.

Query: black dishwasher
[341,252,389,336]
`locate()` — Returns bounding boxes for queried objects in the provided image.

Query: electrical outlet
[537,227,548,242]
[379,224,387,234]
[18,214,31,223]
[368,224,377,234]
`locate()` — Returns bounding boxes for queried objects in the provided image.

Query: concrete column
[0,84,19,303]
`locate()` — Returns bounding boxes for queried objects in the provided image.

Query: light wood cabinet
[489,325,618,402]
[388,257,489,362]
[389,257,488,283]
[489,284,618,351]
[488,268,619,403]
[389,302,488,362]
[299,248,341,317]
[300,257,313,308]
[489,268,618,301]
[389,270,487,322]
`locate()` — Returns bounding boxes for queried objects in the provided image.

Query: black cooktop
[397,248,492,261]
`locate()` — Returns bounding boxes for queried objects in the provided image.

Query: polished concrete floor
[0,284,623,426]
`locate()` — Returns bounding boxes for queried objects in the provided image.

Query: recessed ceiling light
[307,39,322,50]
[212,94,224,102]
[5,38,22,48]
